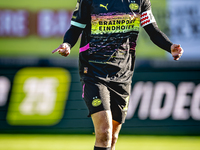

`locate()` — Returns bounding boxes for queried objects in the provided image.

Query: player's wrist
[63,42,71,49]
[170,44,174,53]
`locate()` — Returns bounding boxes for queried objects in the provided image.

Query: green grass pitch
[0,134,199,150]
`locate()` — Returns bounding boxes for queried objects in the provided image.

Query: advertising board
[0,58,199,135]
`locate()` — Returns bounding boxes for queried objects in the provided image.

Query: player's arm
[52,25,82,57]
[144,22,172,53]
[52,0,90,57]
[144,22,183,60]
[141,0,183,60]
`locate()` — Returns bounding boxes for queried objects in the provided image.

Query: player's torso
[90,0,141,35]
[83,0,142,57]
[80,0,143,82]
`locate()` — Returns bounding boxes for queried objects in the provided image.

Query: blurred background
[0,0,200,150]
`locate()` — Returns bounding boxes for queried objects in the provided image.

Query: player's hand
[171,44,183,61]
[52,43,71,57]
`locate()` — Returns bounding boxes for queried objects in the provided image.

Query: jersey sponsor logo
[100,4,108,11]
[92,98,102,107]
[129,3,139,11]
[91,13,140,34]
[140,10,156,27]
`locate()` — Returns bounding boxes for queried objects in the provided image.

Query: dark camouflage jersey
[71,0,156,83]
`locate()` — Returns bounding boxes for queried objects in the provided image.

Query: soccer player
[52,0,183,150]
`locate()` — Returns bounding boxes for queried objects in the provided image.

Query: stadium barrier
[0,57,200,135]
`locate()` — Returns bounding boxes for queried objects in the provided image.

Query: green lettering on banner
[6,67,71,126]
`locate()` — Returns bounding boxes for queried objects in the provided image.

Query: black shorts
[81,78,131,124]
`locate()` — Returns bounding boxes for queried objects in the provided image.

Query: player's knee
[96,126,112,145]
[112,133,119,146]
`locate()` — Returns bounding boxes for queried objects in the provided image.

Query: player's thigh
[82,79,111,116]
[91,110,113,135]
[109,82,131,123]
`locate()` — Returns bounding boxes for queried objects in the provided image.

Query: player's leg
[92,110,113,149]
[81,79,112,150]
[108,82,131,150]
[111,120,122,150]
